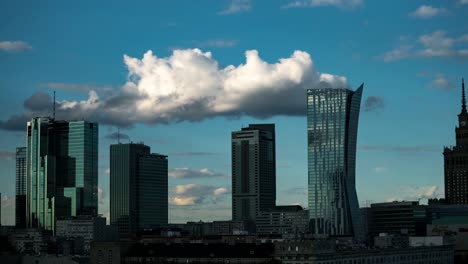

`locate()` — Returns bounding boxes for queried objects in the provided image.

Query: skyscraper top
[462,78,467,115]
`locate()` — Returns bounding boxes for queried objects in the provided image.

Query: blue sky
[1,0,467,225]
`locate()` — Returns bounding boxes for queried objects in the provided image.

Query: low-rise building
[256,205,309,236]
[55,216,107,253]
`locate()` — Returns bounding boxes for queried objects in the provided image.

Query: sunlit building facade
[26,117,98,232]
[307,85,364,241]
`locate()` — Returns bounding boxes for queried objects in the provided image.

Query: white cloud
[170,184,230,206]
[410,5,447,19]
[219,0,252,15]
[386,185,443,202]
[282,0,363,9]
[0,41,32,52]
[169,168,226,179]
[460,0,468,5]
[1,48,348,130]
[383,31,468,62]
[428,73,453,91]
[104,168,110,174]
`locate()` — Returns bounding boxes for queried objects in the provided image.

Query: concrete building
[275,240,454,264]
[231,124,276,222]
[110,143,168,237]
[55,216,107,252]
[256,205,309,235]
[444,79,468,205]
[307,86,365,241]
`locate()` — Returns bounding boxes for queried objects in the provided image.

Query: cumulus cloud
[282,0,363,9]
[218,0,252,15]
[383,31,468,62]
[0,48,349,131]
[39,82,114,95]
[428,74,453,91]
[170,184,230,206]
[363,96,384,112]
[104,168,110,175]
[98,187,106,205]
[460,0,468,5]
[169,168,226,179]
[410,5,447,19]
[0,41,32,52]
[386,185,443,202]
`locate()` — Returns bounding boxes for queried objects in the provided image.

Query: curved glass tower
[307,85,364,241]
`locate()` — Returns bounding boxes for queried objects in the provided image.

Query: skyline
[1,0,468,226]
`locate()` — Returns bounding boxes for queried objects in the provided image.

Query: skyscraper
[26,117,98,231]
[16,147,27,228]
[231,124,276,222]
[307,85,364,241]
[110,143,168,237]
[444,79,468,205]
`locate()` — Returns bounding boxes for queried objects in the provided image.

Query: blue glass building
[110,143,168,237]
[26,117,98,232]
[307,85,364,241]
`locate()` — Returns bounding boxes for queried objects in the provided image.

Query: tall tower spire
[462,78,466,114]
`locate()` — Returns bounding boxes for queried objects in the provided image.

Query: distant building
[444,79,468,205]
[275,240,454,264]
[256,205,309,235]
[307,86,365,241]
[363,201,427,241]
[231,124,276,222]
[26,117,98,232]
[110,143,168,237]
[55,216,107,252]
[15,147,27,228]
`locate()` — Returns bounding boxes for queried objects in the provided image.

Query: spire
[462,78,467,114]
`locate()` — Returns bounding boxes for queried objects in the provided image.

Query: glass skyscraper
[307,85,364,241]
[110,143,168,237]
[231,124,276,222]
[16,147,27,228]
[26,117,98,232]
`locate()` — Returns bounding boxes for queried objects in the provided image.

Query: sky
[1,0,467,225]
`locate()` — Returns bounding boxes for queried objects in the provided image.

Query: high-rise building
[110,143,168,237]
[16,147,27,228]
[231,124,276,222]
[444,79,468,205]
[26,117,98,232]
[307,85,365,241]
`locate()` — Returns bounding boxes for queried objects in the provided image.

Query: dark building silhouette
[231,124,276,222]
[15,147,27,228]
[444,79,468,205]
[307,85,365,241]
[110,143,168,237]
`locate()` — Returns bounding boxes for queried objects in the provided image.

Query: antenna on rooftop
[53,91,56,120]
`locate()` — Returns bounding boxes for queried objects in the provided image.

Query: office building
[16,147,27,228]
[307,85,364,240]
[56,216,107,252]
[256,205,309,235]
[231,124,276,222]
[363,201,427,241]
[444,79,468,205]
[26,117,98,232]
[110,143,168,237]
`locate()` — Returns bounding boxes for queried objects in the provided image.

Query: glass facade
[307,85,364,241]
[110,143,168,237]
[231,124,276,222]
[16,147,27,228]
[26,117,98,232]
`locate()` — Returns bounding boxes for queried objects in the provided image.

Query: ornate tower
[444,79,468,205]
